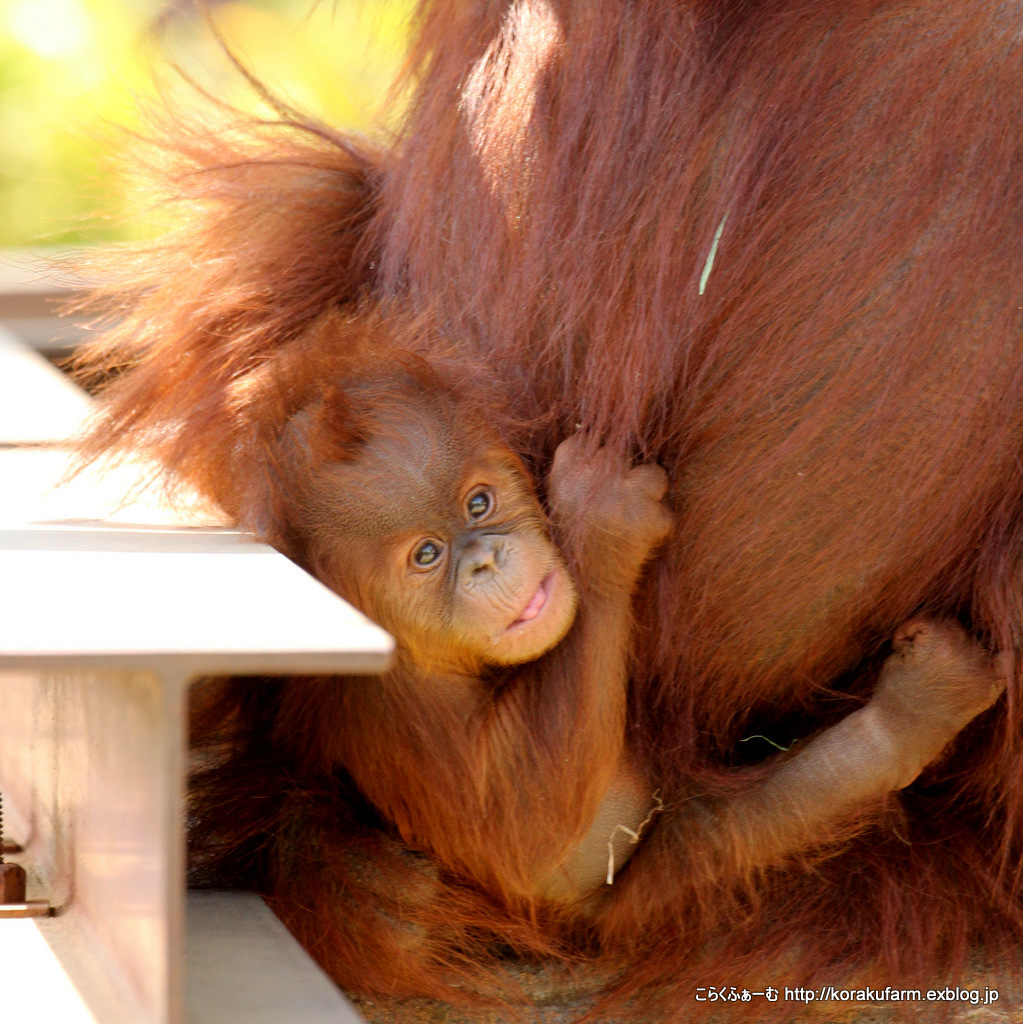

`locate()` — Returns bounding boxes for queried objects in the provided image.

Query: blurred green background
[0,0,412,248]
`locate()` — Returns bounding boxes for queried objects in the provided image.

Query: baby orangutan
[258,372,671,904]
[204,366,1006,925]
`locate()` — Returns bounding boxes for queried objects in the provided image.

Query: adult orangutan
[74,0,1023,1018]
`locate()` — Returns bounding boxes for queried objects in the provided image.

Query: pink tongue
[517,582,547,622]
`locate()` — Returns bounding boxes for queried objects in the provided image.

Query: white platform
[186,892,365,1024]
[0,323,93,444]
[0,328,389,1023]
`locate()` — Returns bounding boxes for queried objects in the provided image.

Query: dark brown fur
[75,0,1023,1017]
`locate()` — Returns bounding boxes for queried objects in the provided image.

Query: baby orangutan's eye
[412,540,443,568]
[467,491,492,521]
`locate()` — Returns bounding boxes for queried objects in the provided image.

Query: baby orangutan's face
[298,402,578,674]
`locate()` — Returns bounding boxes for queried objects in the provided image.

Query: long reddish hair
[76,1,1023,1016]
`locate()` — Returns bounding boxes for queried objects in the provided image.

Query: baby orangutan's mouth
[508,573,551,628]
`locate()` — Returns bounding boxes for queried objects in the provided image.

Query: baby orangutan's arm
[458,435,672,903]
[600,616,1006,928]
[710,619,1005,864]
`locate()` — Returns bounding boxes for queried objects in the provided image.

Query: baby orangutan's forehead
[315,414,517,539]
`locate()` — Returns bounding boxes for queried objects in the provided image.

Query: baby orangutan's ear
[301,387,367,466]
[242,386,370,558]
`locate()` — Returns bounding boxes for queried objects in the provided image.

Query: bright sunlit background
[0,0,412,248]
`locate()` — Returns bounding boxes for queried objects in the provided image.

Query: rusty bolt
[0,862,26,904]
[0,790,25,904]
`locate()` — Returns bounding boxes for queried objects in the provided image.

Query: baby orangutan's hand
[548,433,673,590]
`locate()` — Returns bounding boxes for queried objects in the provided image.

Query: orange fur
[76,0,1023,1018]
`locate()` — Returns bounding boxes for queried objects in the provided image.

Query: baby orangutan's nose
[460,535,507,580]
